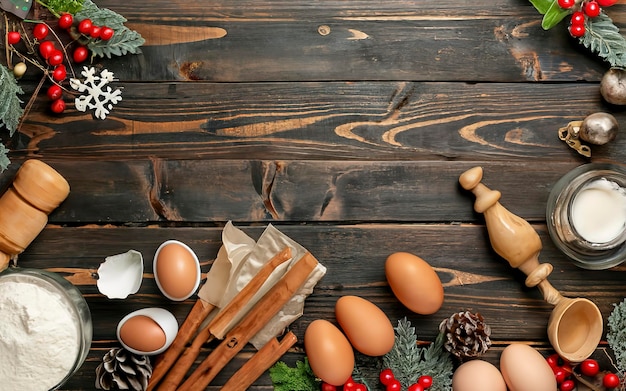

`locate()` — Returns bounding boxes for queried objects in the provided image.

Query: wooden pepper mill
[0,160,70,272]
[459,166,603,363]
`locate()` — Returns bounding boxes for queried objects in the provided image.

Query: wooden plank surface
[2,0,626,389]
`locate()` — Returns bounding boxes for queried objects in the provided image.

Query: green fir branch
[269,358,320,391]
[0,65,24,135]
[579,12,626,69]
[383,318,453,391]
[607,299,626,375]
[0,144,10,173]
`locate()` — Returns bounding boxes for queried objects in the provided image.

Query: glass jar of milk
[547,163,626,270]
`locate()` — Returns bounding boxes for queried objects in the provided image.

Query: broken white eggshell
[97,250,144,299]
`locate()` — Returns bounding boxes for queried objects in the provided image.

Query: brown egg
[452,360,507,391]
[154,240,200,301]
[385,252,444,314]
[335,295,395,356]
[500,344,557,391]
[119,315,166,353]
[304,319,355,386]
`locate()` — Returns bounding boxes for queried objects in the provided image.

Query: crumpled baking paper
[198,221,326,349]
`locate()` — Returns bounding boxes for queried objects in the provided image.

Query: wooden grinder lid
[12,160,70,213]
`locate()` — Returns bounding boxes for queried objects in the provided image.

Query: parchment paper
[198,222,326,349]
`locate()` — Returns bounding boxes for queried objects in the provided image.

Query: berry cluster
[546,354,623,390]
[5,14,114,114]
[379,368,433,391]
[557,0,617,37]
[321,376,367,391]
[545,354,575,391]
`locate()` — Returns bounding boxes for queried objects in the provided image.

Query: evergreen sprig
[269,358,320,391]
[607,298,626,375]
[0,65,24,135]
[579,12,626,69]
[383,318,453,391]
[74,0,144,58]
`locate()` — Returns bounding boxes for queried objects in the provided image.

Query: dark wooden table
[3,0,626,389]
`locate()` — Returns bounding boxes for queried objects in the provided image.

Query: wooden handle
[147,300,215,391]
[178,252,319,391]
[221,331,298,391]
[459,166,564,306]
[155,247,293,390]
[459,166,543,270]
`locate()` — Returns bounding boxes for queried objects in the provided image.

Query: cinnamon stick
[155,247,293,390]
[221,332,297,391]
[177,252,319,391]
[147,299,214,390]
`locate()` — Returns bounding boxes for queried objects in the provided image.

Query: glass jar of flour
[0,268,92,390]
[547,163,626,270]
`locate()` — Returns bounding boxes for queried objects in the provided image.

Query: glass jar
[547,163,626,270]
[0,268,92,390]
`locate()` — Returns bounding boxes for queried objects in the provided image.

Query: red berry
[579,359,599,377]
[100,26,114,41]
[597,0,617,6]
[47,49,64,66]
[418,375,433,389]
[553,367,568,384]
[379,368,395,386]
[353,384,367,391]
[7,31,21,45]
[58,13,73,29]
[321,382,336,391]
[90,25,101,39]
[78,19,93,35]
[569,24,586,38]
[603,373,621,388]
[571,11,586,26]
[39,41,56,59]
[560,379,575,391]
[46,85,62,100]
[50,99,66,114]
[584,1,601,18]
[408,384,425,391]
[546,354,560,369]
[343,377,356,391]
[73,46,89,63]
[557,0,575,8]
[386,379,401,391]
[52,65,67,81]
[33,23,49,40]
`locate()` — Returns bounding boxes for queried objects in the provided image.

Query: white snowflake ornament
[70,67,122,120]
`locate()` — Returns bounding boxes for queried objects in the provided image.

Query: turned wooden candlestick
[459,166,603,363]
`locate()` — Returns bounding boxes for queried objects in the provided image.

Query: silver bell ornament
[558,112,619,157]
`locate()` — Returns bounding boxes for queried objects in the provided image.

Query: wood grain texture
[3,0,626,389]
[13,82,626,162]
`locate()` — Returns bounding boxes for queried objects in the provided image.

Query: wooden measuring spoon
[459,166,603,363]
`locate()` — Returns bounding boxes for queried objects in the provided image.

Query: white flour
[0,274,80,391]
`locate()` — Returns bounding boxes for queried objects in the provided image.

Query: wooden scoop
[459,166,603,363]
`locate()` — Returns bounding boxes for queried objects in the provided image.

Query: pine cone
[95,347,153,390]
[439,311,492,360]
